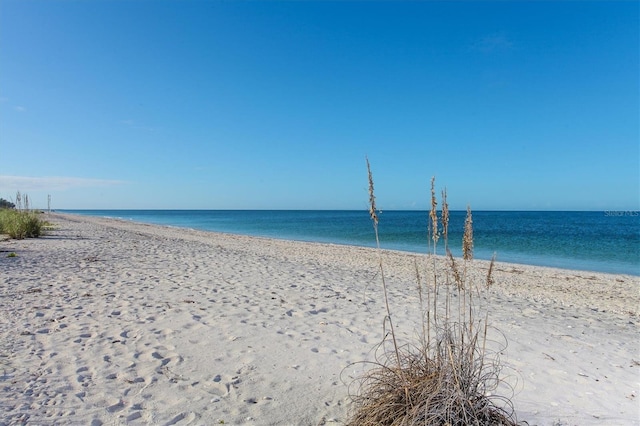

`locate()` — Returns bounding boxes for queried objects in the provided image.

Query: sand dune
[1,213,638,425]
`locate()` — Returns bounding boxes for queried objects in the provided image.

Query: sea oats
[463,205,474,261]
[366,157,378,227]
[429,177,439,252]
[365,157,401,368]
[441,188,449,251]
[349,169,519,426]
[447,249,463,291]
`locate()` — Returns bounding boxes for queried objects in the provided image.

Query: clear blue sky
[1,1,638,210]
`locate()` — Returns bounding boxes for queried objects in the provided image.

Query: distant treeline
[0,198,16,209]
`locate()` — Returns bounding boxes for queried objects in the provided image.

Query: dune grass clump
[0,192,47,239]
[346,160,520,426]
[0,209,44,239]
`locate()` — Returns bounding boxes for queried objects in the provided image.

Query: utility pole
[48,194,51,213]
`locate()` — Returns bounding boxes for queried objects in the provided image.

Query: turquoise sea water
[61,210,640,276]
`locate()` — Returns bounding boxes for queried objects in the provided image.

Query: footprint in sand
[207,373,240,397]
[165,412,197,425]
[107,399,126,413]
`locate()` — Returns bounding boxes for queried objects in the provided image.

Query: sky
[0,1,638,211]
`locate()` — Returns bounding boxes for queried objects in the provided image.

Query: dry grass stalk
[15,191,23,211]
[414,259,428,349]
[441,188,449,252]
[347,167,521,426]
[486,253,497,289]
[366,157,403,371]
[428,177,439,324]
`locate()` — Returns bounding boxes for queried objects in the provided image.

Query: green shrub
[0,209,45,239]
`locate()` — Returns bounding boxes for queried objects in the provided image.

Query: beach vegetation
[6,252,17,258]
[346,159,520,425]
[0,192,48,239]
[0,198,15,209]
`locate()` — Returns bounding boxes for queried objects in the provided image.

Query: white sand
[1,213,638,425]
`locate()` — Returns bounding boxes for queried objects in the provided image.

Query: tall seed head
[429,177,439,247]
[463,205,474,261]
[447,249,463,290]
[441,188,449,247]
[366,157,378,226]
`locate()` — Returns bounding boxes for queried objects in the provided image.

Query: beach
[1,213,638,425]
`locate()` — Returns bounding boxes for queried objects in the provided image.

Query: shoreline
[59,210,640,277]
[1,213,638,425]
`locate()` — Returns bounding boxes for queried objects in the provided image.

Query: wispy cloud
[0,176,127,191]
[472,33,514,53]
[14,106,26,112]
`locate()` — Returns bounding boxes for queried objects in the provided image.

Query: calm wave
[61,210,640,276]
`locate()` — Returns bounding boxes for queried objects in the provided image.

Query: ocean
[61,210,640,276]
